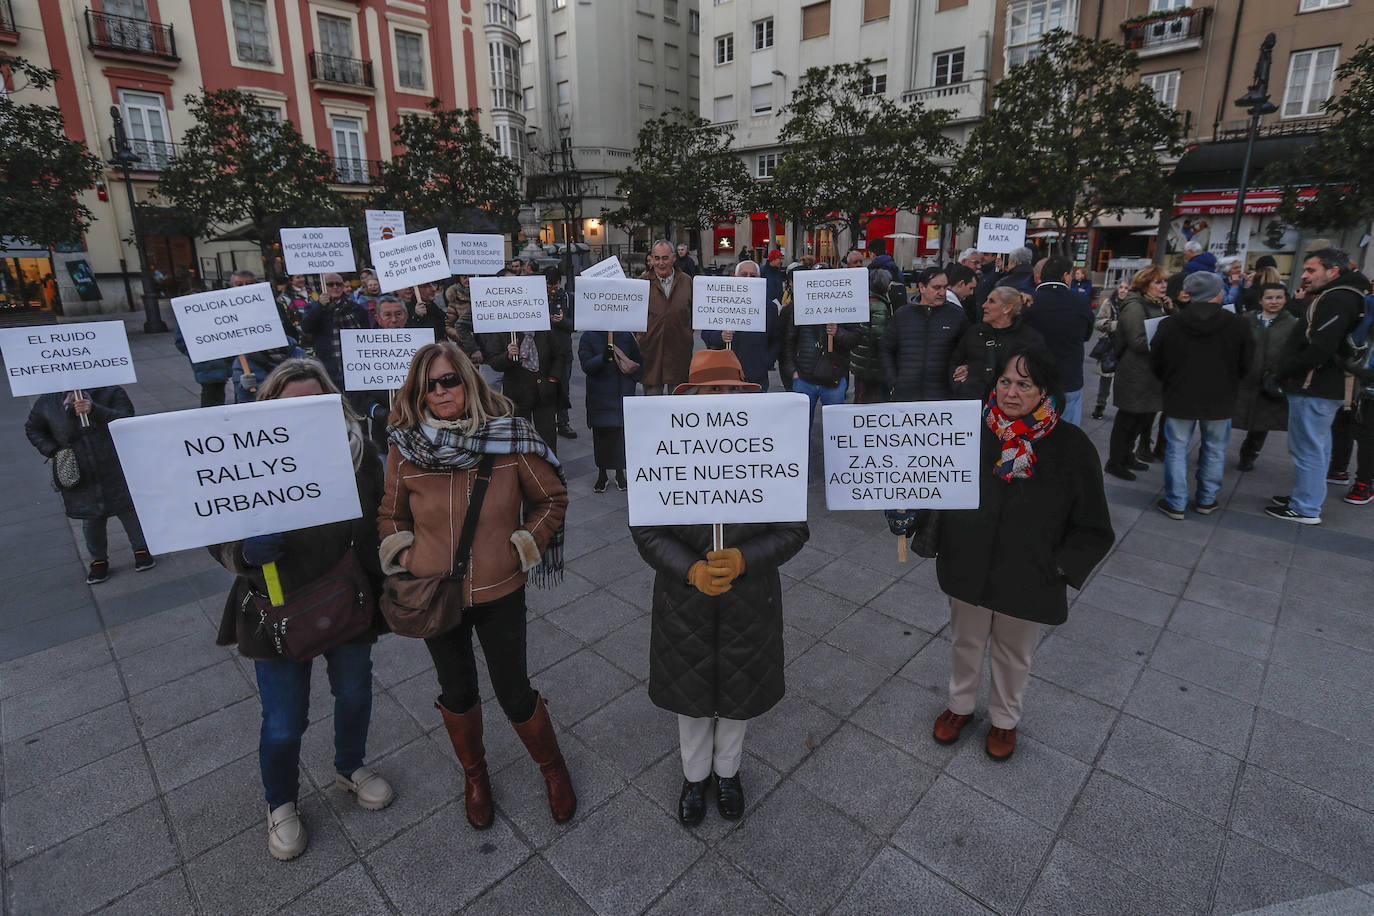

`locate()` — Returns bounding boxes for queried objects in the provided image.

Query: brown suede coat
[637,268,694,390]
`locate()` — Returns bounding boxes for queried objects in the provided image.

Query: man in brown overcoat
[638,239,694,395]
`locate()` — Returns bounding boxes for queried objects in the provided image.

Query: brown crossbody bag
[379,455,494,639]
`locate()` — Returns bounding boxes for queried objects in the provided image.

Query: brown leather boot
[511,696,577,822]
[435,699,494,829]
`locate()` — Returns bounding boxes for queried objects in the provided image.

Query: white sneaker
[336,766,395,811]
[267,802,307,860]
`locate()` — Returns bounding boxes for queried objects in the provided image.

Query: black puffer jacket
[950,317,1045,401]
[1278,280,1368,401]
[781,313,860,387]
[631,521,809,719]
[880,302,970,401]
[25,387,137,520]
[480,329,567,412]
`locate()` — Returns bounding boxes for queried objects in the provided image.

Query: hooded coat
[1149,298,1254,420]
[1112,291,1167,413]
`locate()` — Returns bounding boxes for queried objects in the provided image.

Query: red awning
[1173,188,1316,216]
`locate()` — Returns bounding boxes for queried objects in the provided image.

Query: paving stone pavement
[3,309,1374,914]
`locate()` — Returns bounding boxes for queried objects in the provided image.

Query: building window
[639,83,655,108]
[932,49,964,86]
[688,53,700,77]
[231,0,272,64]
[665,43,680,69]
[638,36,654,62]
[395,30,425,90]
[494,123,523,170]
[864,0,891,20]
[317,12,353,58]
[1298,0,1347,8]
[552,0,565,9]
[485,0,519,29]
[1006,0,1077,68]
[118,89,172,170]
[331,115,365,183]
[636,0,654,12]
[1141,70,1180,108]
[488,41,520,111]
[523,87,535,109]
[861,62,887,96]
[689,9,700,32]
[715,34,734,64]
[556,80,570,106]
[665,88,680,109]
[713,94,736,122]
[664,0,679,20]
[802,2,830,39]
[756,152,778,178]
[554,31,568,57]
[1283,46,1338,118]
[750,83,772,115]
[753,18,773,50]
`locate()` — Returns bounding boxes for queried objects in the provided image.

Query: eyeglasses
[425,373,464,392]
[326,281,344,287]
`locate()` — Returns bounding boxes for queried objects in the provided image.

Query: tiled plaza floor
[2,308,1373,914]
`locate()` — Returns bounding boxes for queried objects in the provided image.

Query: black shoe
[1193,500,1219,515]
[133,549,157,572]
[715,773,743,820]
[1238,456,1256,472]
[1134,447,1154,465]
[1104,462,1137,482]
[1264,504,1321,525]
[86,560,110,585]
[593,473,608,494]
[1270,494,1290,507]
[557,424,578,440]
[1128,458,1150,471]
[1155,498,1185,521]
[614,471,627,491]
[1090,408,1105,420]
[678,778,709,826]
[1152,444,1166,461]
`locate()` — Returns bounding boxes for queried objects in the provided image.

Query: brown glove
[687,560,731,596]
[706,548,746,587]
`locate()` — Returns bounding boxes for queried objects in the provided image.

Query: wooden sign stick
[73,389,90,427]
[712,523,723,553]
[896,535,907,563]
[827,331,834,353]
[237,355,256,395]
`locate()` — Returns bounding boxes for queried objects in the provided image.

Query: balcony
[1122,7,1210,58]
[901,79,986,123]
[307,51,374,91]
[0,0,18,44]
[108,136,178,172]
[85,9,179,64]
[332,157,384,186]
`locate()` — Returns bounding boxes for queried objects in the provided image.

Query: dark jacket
[300,296,370,382]
[950,316,1045,401]
[1025,282,1095,392]
[481,329,566,413]
[869,253,899,275]
[846,292,892,384]
[25,387,137,520]
[407,297,447,342]
[781,311,860,387]
[1150,299,1254,421]
[702,300,781,392]
[1278,280,1367,401]
[1182,251,1219,275]
[631,520,809,719]
[762,263,786,309]
[444,285,482,360]
[999,264,1036,296]
[973,264,1001,307]
[578,330,642,427]
[1112,291,1167,413]
[1233,310,1297,432]
[879,302,969,401]
[173,327,232,384]
[937,423,1115,626]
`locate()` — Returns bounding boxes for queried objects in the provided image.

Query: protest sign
[365,209,406,245]
[109,395,362,555]
[340,328,429,391]
[447,233,507,276]
[822,401,981,510]
[468,277,550,334]
[792,268,869,326]
[581,255,627,279]
[624,393,810,526]
[369,228,450,293]
[575,277,650,332]
[0,320,137,397]
[1145,315,1165,345]
[976,217,1027,254]
[171,282,287,362]
[280,227,356,275]
[692,276,767,332]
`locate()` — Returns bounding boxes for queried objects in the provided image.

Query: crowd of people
[23,232,1371,860]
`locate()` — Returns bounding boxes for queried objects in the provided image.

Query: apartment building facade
[697,0,996,268]
[6,0,487,316]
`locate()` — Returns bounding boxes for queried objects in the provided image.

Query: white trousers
[948,597,1042,730]
[677,715,748,782]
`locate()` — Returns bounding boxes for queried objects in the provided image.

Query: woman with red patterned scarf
[928,346,1115,760]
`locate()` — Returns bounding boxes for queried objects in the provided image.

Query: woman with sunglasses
[378,341,575,829]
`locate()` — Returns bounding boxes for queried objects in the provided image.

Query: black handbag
[49,446,81,492]
[379,455,495,638]
[810,336,845,386]
[908,509,942,559]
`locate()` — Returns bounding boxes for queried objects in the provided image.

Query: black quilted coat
[25,387,137,520]
[631,521,809,719]
[880,302,970,401]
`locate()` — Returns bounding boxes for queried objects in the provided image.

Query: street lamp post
[109,105,168,333]
[1224,33,1279,258]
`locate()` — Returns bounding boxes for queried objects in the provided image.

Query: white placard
[280,227,356,275]
[976,217,1027,254]
[365,209,406,245]
[581,255,627,279]
[340,328,429,391]
[369,228,450,293]
[0,320,138,397]
[692,276,767,332]
[1145,315,1165,345]
[468,276,550,334]
[574,277,650,332]
[624,393,810,526]
[170,283,288,362]
[792,268,870,325]
[822,401,982,510]
[108,395,362,555]
[447,233,507,276]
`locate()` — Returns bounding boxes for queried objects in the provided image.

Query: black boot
[678,777,709,826]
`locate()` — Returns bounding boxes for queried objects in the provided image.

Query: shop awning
[1169,134,1320,190]
[1173,188,1317,216]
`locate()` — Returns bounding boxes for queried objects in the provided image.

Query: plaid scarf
[984,393,1058,481]
[388,415,565,587]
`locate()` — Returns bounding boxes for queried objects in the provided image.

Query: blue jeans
[1286,393,1343,517]
[254,642,373,809]
[1061,388,1083,426]
[82,510,148,561]
[1163,417,1231,510]
[792,374,848,432]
